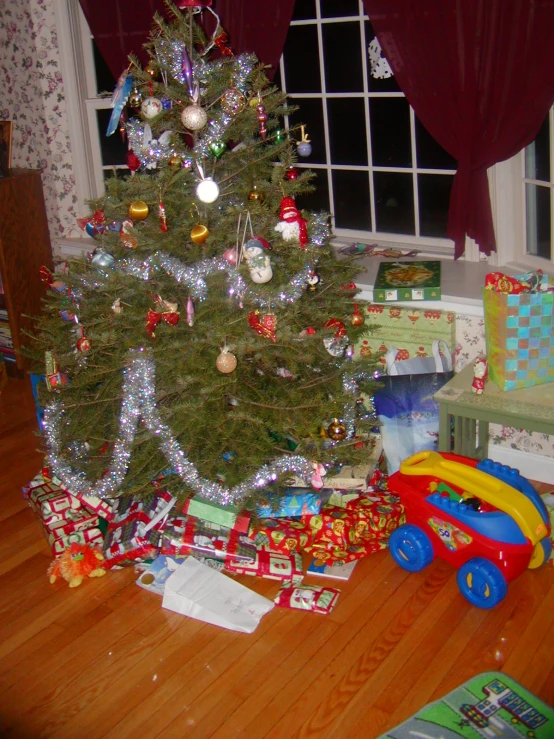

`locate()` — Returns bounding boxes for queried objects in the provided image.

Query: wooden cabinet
[0,169,53,374]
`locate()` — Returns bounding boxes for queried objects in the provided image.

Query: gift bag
[484,283,554,391]
[162,556,274,633]
[374,343,454,474]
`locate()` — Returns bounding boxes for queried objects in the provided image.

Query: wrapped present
[256,489,326,518]
[251,516,314,553]
[24,479,83,522]
[48,526,104,557]
[274,584,340,614]
[182,496,250,534]
[110,490,175,526]
[160,516,257,564]
[103,518,162,568]
[353,303,456,366]
[225,548,304,584]
[304,493,405,565]
[73,491,115,522]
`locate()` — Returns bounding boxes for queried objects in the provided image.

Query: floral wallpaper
[0,0,552,460]
[0,0,79,241]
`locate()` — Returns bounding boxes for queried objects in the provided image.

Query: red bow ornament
[214,31,234,57]
[248,311,277,342]
[146,296,180,338]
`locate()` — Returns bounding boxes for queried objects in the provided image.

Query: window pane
[526,183,552,260]
[323,22,363,93]
[288,98,327,164]
[332,170,371,230]
[292,0,316,20]
[296,169,330,213]
[365,21,402,93]
[370,98,411,167]
[374,171,414,234]
[418,174,454,238]
[327,98,367,165]
[93,39,116,95]
[283,26,321,93]
[96,109,128,166]
[321,0,360,18]
[415,118,456,170]
[525,115,550,182]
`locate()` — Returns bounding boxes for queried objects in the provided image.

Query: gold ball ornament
[128,200,149,221]
[191,224,210,244]
[327,418,347,441]
[128,88,142,108]
[248,186,265,203]
[180,104,208,131]
[216,348,237,374]
[351,303,365,326]
[221,89,246,114]
[144,63,157,78]
[169,154,183,167]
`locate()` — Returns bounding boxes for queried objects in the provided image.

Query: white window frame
[281,2,465,259]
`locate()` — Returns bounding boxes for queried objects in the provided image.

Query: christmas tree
[29,3,377,510]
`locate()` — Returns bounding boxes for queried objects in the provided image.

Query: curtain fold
[78,1,295,82]
[362,0,554,258]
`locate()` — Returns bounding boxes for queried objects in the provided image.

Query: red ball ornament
[76,335,91,352]
[285,167,299,181]
[351,303,365,326]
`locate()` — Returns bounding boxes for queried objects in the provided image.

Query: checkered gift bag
[484,279,554,391]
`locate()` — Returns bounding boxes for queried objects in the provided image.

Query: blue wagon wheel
[457,557,507,609]
[388,524,434,573]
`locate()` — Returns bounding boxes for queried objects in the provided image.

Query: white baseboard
[487,445,554,485]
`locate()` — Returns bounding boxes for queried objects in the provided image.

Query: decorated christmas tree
[28,3,377,510]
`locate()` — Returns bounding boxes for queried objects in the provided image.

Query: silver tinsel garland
[43,351,315,504]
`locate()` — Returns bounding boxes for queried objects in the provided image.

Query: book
[307,559,358,580]
[373,260,441,302]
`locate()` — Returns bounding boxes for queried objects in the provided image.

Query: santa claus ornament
[274,197,308,247]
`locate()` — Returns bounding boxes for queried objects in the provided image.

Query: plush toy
[471,356,488,394]
[48,543,106,588]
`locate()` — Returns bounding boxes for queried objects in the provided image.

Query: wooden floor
[0,376,553,738]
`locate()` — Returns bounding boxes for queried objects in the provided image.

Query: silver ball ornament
[297,142,312,157]
[180,104,208,131]
[90,249,115,270]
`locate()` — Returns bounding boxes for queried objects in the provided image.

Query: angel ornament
[244,239,273,284]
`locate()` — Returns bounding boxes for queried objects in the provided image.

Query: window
[524,109,553,263]
[278,0,457,254]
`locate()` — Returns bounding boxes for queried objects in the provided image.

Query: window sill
[343,255,521,317]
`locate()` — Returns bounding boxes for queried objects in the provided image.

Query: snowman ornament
[244,239,273,284]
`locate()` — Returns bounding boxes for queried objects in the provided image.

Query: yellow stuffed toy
[48,543,106,588]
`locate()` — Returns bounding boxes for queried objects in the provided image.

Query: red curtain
[363,0,554,259]
[78,1,295,82]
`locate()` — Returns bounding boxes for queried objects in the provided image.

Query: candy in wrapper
[274,584,340,615]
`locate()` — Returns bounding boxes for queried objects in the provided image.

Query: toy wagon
[387,451,552,609]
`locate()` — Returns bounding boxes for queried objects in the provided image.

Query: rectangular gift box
[373,260,441,302]
[25,480,82,520]
[71,491,115,522]
[225,548,304,584]
[181,496,251,534]
[160,515,257,564]
[48,526,104,557]
[110,490,176,526]
[304,493,405,565]
[103,518,162,568]
[256,489,326,518]
[251,516,314,553]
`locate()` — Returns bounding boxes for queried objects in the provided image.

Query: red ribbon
[146,308,180,338]
[324,318,347,338]
[214,31,234,57]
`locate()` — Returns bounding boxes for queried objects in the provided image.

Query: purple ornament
[181,48,194,96]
